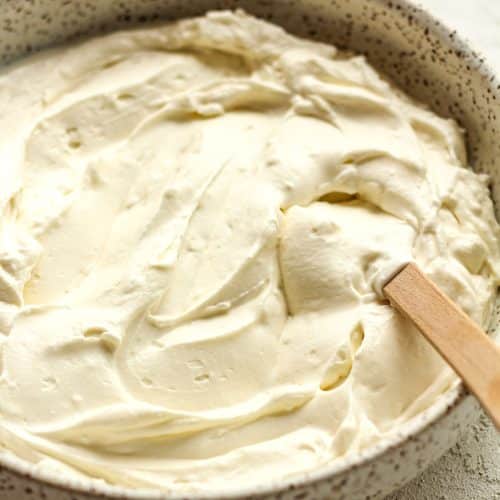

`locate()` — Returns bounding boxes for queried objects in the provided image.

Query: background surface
[388,1,500,499]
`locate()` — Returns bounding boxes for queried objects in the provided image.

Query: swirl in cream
[0,10,498,492]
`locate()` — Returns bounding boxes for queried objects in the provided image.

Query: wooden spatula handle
[383,263,500,429]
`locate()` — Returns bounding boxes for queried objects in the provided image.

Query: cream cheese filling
[0,10,498,492]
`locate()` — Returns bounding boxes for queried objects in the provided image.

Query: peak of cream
[0,10,499,493]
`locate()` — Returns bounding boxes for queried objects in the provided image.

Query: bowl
[0,1,498,499]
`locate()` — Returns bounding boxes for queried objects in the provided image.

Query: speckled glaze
[0,1,498,499]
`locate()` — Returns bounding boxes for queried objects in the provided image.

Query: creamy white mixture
[0,10,499,493]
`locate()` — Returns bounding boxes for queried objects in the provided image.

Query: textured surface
[5,9,492,492]
[389,1,500,499]
[389,411,500,500]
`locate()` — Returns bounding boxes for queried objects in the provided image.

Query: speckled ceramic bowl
[0,1,498,499]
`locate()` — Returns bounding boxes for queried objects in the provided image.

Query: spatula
[383,263,500,429]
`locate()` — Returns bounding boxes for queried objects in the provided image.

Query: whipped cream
[0,10,498,493]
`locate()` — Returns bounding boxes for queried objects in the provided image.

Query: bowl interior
[1,0,499,214]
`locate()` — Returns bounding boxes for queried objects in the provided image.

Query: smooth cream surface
[0,10,499,492]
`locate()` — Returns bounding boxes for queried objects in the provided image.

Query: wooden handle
[383,263,500,429]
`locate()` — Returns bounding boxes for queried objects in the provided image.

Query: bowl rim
[0,0,498,498]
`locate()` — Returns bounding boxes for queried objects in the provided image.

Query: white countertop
[388,1,500,499]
